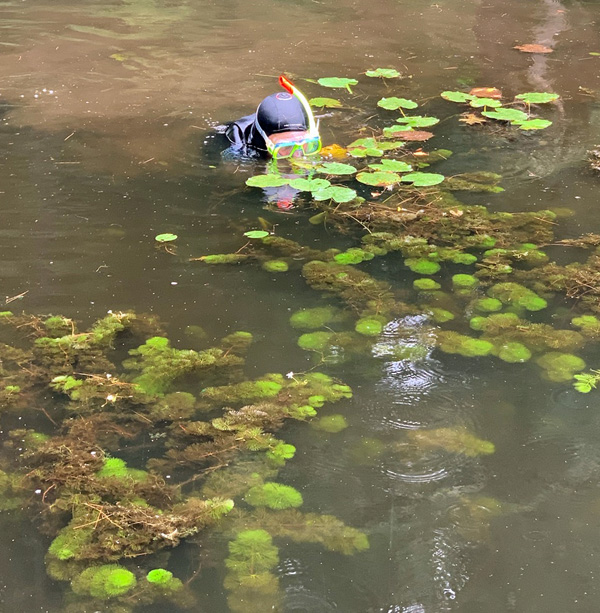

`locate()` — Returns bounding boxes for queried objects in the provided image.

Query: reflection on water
[3,0,600,611]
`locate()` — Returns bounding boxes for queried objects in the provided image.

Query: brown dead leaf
[393,130,434,141]
[514,43,553,54]
[469,87,502,99]
[320,144,347,159]
[448,208,464,217]
[459,113,486,126]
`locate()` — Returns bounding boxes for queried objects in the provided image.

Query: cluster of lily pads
[441,90,558,130]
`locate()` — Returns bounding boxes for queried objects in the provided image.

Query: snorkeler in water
[225,75,321,159]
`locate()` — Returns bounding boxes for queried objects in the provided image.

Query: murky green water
[2,0,600,611]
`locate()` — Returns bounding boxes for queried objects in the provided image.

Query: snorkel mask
[254,75,322,159]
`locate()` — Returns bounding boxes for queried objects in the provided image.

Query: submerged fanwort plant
[0,310,364,610]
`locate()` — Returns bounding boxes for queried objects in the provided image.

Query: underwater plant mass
[0,311,367,611]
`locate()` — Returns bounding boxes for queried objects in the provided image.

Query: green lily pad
[379,141,406,151]
[246,174,288,188]
[316,162,357,175]
[348,147,384,158]
[514,118,552,130]
[287,177,331,191]
[482,108,529,122]
[383,125,413,138]
[377,97,418,110]
[155,233,177,243]
[243,230,270,239]
[356,171,401,186]
[401,172,444,186]
[368,159,412,173]
[318,77,358,92]
[515,92,559,104]
[312,186,357,203]
[309,97,342,108]
[348,137,378,149]
[365,68,401,78]
[441,91,474,103]
[469,97,502,108]
[395,116,440,128]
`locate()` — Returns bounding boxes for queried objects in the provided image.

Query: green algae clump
[405,258,441,275]
[311,414,348,433]
[452,274,479,289]
[536,352,586,382]
[414,278,441,291]
[429,308,455,323]
[244,482,303,509]
[200,254,250,265]
[289,306,337,330]
[488,282,547,311]
[71,565,137,599]
[496,342,532,363]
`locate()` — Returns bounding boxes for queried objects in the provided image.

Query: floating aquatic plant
[309,97,342,108]
[289,306,338,330]
[405,258,441,275]
[487,282,547,311]
[414,278,441,291]
[155,233,177,243]
[365,67,401,78]
[573,370,600,393]
[536,352,586,382]
[317,77,358,92]
[355,316,385,336]
[377,97,418,110]
[71,565,137,600]
[244,482,303,509]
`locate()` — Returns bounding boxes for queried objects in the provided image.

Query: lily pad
[368,159,412,172]
[318,77,358,92]
[515,92,559,104]
[469,97,502,108]
[287,177,331,191]
[246,174,288,188]
[482,108,529,122]
[401,172,444,187]
[348,137,378,149]
[309,97,342,108]
[316,162,357,175]
[243,230,270,239]
[312,186,357,203]
[377,97,418,110]
[366,68,401,78]
[515,119,552,130]
[356,171,401,186]
[395,116,440,128]
[441,91,474,103]
[155,233,177,243]
[348,147,384,158]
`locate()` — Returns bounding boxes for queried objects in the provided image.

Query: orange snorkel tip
[279,74,295,94]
